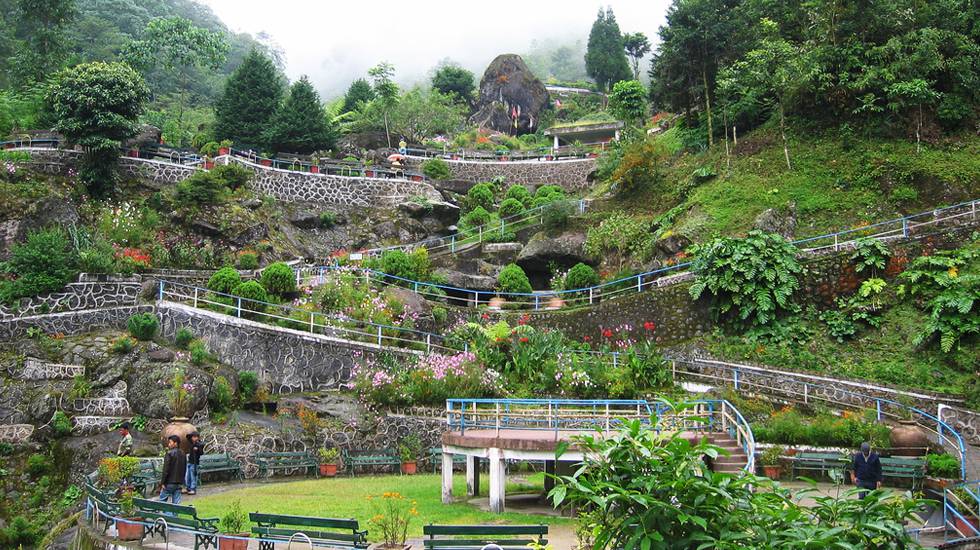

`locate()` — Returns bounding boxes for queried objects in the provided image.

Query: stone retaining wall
[0,306,150,341]
[0,282,143,320]
[405,156,596,191]
[21,148,198,186]
[939,406,980,447]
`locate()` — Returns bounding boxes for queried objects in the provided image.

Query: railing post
[834,234,839,251]
[236,297,242,318]
[612,353,618,368]
[734,369,739,390]
[804,383,808,404]
[309,311,314,333]
[479,226,482,241]
[495,402,500,435]
[636,275,642,292]
[192,287,198,307]
[158,280,164,301]
[876,399,882,421]
[589,288,594,304]
[671,360,676,382]
[451,235,455,253]
[902,218,909,238]
[376,326,383,347]
[534,295,539,310]
[579,199,585,214]
[426,334,431,353]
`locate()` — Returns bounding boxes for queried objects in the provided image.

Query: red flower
[583,336,591,342]
[519,337,529,343]
[601,328,613,338]
[481,313,490,321]
[644,321,656,332]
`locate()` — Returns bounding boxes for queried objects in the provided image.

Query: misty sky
[201,0,671,99]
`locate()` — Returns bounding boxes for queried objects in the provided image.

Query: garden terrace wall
[0,281,143,320]
[154,302,416,393]
[939,407,980,447]
[405,156,596,192]
[20,148,198,187]
[0,306,150,341]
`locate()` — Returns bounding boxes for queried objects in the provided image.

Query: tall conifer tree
[214,49,284,149]
[585,8,631,92]
[264,76,337,154]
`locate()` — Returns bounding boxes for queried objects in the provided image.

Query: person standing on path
[851,441,882,499]
[116,422,133,457]
[160,435,186,504]
[185,432,204,495]
[398,139,407,155]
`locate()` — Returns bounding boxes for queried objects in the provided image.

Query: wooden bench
[881,456,927,490]
[132,460,160,496]
[789,452,848,480]
[85,482,119,534]
[198,452,243,482]
[255,451,318,478]
[134,497,219,550]
[342,448,400,476]
[423,524,549,550]
[250,512,368,550]
[428,447,467,473]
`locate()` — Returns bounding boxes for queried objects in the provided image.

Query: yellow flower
[949,267,959,278]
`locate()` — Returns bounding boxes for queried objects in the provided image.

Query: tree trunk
[916,103,922,154]
[723,110,731,170]
[779,101,791,170]
[702,66,714,147]
[733,124,738,147]
[383,111,391,148]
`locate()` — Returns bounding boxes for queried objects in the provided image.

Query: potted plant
[310,154,320,174]
[759,446,785,480]
[926,452,961,490]
[217,140,232,156]
[399,435,421,475]
[260,157,272,167]
[318,447,340,477]
[217,499,250,550]
[114,488,144,541]
[951,487,980,535]
[367,492,416,550]
[161,370,197,454]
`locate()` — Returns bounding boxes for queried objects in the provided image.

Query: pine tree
[585,8,631,92]
[214,49,284,150]
[264,76,337,154]
[341,78,375,113]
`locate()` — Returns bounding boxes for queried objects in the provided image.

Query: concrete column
[441,452,454,504]
[543,460,556,493]
[466,456,481,496]
[553,135,559,150]
[489,448,506,513]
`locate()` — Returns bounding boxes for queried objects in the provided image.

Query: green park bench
[132,460,160,496]
[427,447,467,473]
[342,448,400,476]
[84,482,119,534]
[250,512,369,550]
[423,524,549,550]
[134,497,219,550]
[198,452,243,482]
[789,452,848,480]
[881,456,927,490]
[255,451,318,478]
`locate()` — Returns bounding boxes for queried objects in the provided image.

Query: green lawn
[192,473,570,538]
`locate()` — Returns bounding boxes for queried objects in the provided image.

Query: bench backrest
[344,449,398,458]
[424,525,548,536]
[135,497,199,519]
[881,457,926,475]
[256,452,312,458]
[250,513,360,531]
[423,525,547,549]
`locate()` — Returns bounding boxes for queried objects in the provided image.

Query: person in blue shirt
[851,441,882,498]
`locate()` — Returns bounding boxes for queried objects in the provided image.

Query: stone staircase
[709,434,750,474]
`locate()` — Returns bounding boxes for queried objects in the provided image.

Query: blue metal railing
[402,143,605,162]
[945,481,980,541]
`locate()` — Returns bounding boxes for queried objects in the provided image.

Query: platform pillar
[441,452,454,504]
[543,460,556,493]
[466,456,480,496]
[489,448,506,513]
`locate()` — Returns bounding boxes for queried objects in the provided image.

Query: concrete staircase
[709,434,750,473]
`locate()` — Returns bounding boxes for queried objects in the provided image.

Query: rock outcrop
[516,229,594,274]
[469,54,549,135]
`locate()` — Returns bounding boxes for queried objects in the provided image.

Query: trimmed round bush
[504,184,533,207]
[460,206,491,229]
[498,198,526,219]
[127,312,159,341]
[208,266,241,295]
[260,262,296,297]
[380,250,416,280]
[466,183,494,212]
[533,184,565,207]
[174,328,194,349]
[232,280,268,314]
[237,252,259,270]
[564,262,600,290]
[497,263,532,294]
[421,158,451,180]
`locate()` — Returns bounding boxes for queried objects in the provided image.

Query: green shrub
[564,263,599,291]
[0,515,39,547]
[318,211,336,228]
[68,375,92,399]
[534,184,565,203]
[459,206,492,229]
[236,252,259,270]
[260,262,296,297]
[26,453,51,477]
[497,263,533,294]
[208,266,242,295]
[926,452,961,478]
[78,240,115,274]
[465,183,494,212]
[209,375,234,413]
[127,312,159,341]
[379,248,432,281]
[110,335,136,354]
[51,411,72,437]
[432,306,448,325]
[232,280,269,316]
[175,328,194,349]
[498,198,525,219]
[890,185,918,204]
[210,163,250,190]
[542,201,574,230]
[238,371,259,402]
[504,184,533,207]
[175,171,227,206]
[0,228,77,304]
[421,158,451,180]
[189,339,210,365]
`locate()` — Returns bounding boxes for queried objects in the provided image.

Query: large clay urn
[889,420,930,456]
[161,417,197,454]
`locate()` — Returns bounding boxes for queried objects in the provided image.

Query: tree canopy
[431,64,475,102]
[341,78,375,114]
[585,7,632,92]
[214,48,284,149]
[622,32,651,80]
[264,75,337,154]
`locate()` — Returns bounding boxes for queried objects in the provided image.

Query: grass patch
[191,473,568,538]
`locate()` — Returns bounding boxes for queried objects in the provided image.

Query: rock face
[469,54,549,135]
[517,229,594,274]
[753,202,797,239]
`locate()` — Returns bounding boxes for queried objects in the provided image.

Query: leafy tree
[214,49,284,150]
[0,228,77,304]
[341,78,374,113]
[12,0,76,85]
[431,64,475,102]
[264,76,337,154]
[584,7,631,92]
[622,32,651,80]
[689,230,803,327]
[367,61,398,147]
[46,61,149,197]
[384,88,466,144]
[609,80,647,128]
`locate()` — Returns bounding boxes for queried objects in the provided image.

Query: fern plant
[900,241,979,352]
[850,237,891,276]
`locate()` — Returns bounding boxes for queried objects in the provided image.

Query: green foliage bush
[175,327,194,349]
[851,237,891,275]
[232,280,269,316]
[533,184,565,205]
[498,198,525,219]
[377,248,433,281]
[899,241,978,353]
[0,515,40,547]
[209,163,250,190]
[753,408,891,448]
[189,339,210,366]
[465,183,494,212]
[504,184,533,207]
[459,206,492,230]
[238,371,259,402]
[110,336,136,354]
[584,212,651,269]
[431,306,448,325]
[926,452,961,478]
[209,376,234,413]
[51,411,72,437]
[237,252,259,270]
[208,266,242,295]
[318,211,336,228]
[260,262,296,296]
[421,158,451,180]
[26,453,51,477]
[497,263,532,294]
[78,240,116,274]
[0,228,77,304]
[542,201,575,230]
[175,170,227,206]
[564,263,600,290]
[127,312,159,341]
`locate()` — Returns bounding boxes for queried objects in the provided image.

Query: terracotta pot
[260,159,272,167]
[487,297,506,310]
[218,147,230,156]
[204,161,214,170]
[310,165,319,174]
[889,420,930,456]
[365,170,375,177]
[401,461,417,475]
[762,465,782,480]
[116,517,144,541]
[128,149,139,158]
[411,175,423,182]
[219,534,250,550]
[498,156,509,161]
[161,417,197,455]
[320,463,338,477]
[784,448,799,457]
[588,152,598,158]
[451,155,459,160]
[4,143,13,149]
[955,515,980,537]
[545,155,554,161]
[546,297,565,310]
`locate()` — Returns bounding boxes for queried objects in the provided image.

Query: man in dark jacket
[185,432,204,495]
[160,435,186,504]
[851,441,883,499]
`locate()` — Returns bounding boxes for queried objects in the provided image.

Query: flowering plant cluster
[114,246,152,273]
[366,492,417,546]
[351,351,500,408]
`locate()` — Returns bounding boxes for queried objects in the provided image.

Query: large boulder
[753,202,797,239]
[126,364,212,419]
[469,54,549,135]
[516,229,594,274]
